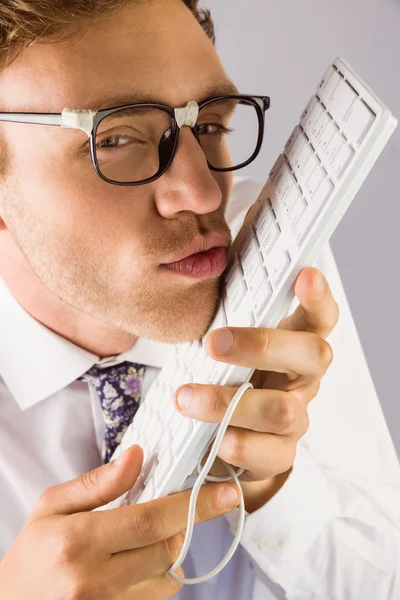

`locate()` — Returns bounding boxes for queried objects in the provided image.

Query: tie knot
[79,361,146,398]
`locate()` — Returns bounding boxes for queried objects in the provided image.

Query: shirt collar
[0,275,173,411]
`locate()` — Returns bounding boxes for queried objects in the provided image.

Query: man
[0,0,399,598]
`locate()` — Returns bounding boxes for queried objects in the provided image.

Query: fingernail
[177,386,193,411]
[219,484,239,508]
[315,272,325,294]
[213,329,234,355]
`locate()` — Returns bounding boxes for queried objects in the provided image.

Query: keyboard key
[300,96,318,129]
[259,220,281,260]
[269,154,285,182]
[311,111,331,145]
[158,429,173,456]
[288,197,307,227]
[317,66,335,99]
[142,453,159,486]
[315,119,336,152]
[255,204,277,244]
[323,131,345,165]
[342,99,375,147]
[186,341,202,369]
[225,305,255,328]
[206,304,227,335]
[240,232,263,281]
[330,143,355,179]
[328,79,358,126]
[138,478,155,504]
[247,264,269,295]
[305,166,325,199]
[274,162,292,199]
[285,128,305,165]
[298,152,319,186]
[252,280,273,318]
[207,362,230,385]
[293,139,313,175]
[265,249,291,287]
[303,102,323,141]
[281,183,302,215]
[155,447,174,489]
[172,416,192,454]
[311,177,334,208]
[128,479,145,504]
[319,69,341,107]
[241,244,263,284]
[225,267,247,312]
[223,252,240,284]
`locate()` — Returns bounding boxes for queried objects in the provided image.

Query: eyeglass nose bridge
[174,101,199,129]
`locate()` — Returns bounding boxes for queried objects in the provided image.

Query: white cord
[168,381,254,585]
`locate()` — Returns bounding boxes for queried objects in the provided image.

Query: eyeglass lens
[94,98,261,184]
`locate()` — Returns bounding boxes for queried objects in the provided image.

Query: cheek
[8,138,152,282]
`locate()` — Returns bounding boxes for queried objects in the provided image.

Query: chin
[119,290,221,345]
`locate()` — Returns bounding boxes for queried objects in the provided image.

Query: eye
[96,135,132,149]
[196,123,232,136]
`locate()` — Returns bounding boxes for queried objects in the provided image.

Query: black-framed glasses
[0,94,270,186]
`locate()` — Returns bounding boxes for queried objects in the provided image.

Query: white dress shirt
[1,176,400,600]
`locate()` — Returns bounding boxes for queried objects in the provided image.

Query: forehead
[0,0,229,112]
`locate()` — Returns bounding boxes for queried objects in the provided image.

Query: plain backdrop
[203,0,400,454]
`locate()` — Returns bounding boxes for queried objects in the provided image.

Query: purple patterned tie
[79,361,146,464]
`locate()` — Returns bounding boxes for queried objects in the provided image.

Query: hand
[0,445,240,599]
[174,267,339,513]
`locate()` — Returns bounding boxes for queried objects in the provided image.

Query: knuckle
[224,430,244,465]
[164,571,184,597]
[165,531,185,564]
[52,520,83,564]
[80,468,99,493]
[36,486,57,510]
[134,507,165,541]
[207,386,225,416]
[311,335,333,371]
[67,574,92,600]
[260,328,272,357]
[275,396,296,432]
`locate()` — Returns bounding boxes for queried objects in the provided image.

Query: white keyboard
[99,57,397,510]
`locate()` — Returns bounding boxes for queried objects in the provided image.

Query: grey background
[204,0,400,453]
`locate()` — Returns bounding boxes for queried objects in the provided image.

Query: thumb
[31,445,143,520]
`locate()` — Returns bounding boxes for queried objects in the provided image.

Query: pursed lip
[161,233,231,264]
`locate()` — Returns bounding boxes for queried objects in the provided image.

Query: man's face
[0,0,236,344]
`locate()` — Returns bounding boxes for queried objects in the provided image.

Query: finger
[103,532,185,589]
[216,427,299,481]
[175,384,309,434]
[88,480,239,555]
[31,444,144,520]
[205,326,333,378]
[279,267,339,339]
[126,568,185,600]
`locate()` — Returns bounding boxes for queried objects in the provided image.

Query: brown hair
[0,0,215,57]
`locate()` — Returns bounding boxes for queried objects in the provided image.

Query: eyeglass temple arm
[0,108,98,137]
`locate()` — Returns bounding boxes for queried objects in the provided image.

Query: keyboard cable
[167,381,253,584]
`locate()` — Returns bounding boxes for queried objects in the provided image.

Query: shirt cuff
[224,441,333,570]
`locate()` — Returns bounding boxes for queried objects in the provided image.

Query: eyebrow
[84,80,240,111]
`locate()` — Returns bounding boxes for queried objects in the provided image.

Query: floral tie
[79,361,146,464]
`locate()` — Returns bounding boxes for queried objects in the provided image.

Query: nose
[154,126,223,218]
